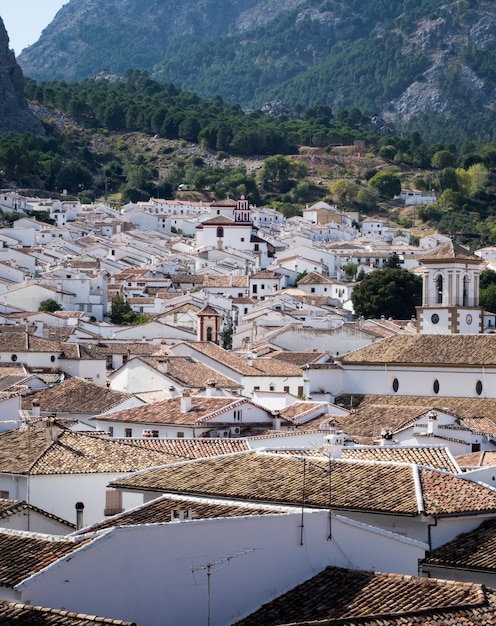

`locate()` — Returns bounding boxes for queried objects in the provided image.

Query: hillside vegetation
[16,0,496,145]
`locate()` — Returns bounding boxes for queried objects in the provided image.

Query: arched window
[216,226,224,238]
[463,275,468,306]
[436,275,443,304]
[206,326,213,342]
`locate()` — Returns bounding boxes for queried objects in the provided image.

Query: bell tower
[416,241,482,334]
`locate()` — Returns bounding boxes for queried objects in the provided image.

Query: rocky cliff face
[0,18,44,136]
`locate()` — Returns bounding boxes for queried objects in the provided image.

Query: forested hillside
[16,0,496,145]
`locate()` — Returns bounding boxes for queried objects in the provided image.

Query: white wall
[326,363,496,399]
[17,510,427,626]
[0,473,142,528]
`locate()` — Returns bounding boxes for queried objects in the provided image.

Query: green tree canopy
[351,267,422,319]
[368,170,401,199]
[38,298,63,312]
[109,294,139,325]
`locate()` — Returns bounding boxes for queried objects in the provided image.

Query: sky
[1,0,67,55]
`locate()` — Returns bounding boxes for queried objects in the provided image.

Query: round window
[50,355,56,363]
[433,379,440,394]
[476,380,483,396]
[11,354,17,362]
[431,313,440,324]
[392,378,399,393]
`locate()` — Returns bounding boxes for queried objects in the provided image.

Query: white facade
[11,508,427,626]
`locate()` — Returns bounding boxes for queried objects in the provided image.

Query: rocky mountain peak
[0,18,45,136]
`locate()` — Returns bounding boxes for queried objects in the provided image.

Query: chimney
[273,410,281,430]
[205,379,217,397]
[31,399,41,418]
[75,502,84,530]
[171,507,193,522]
[324,426,345,458]
[181,389,192,413]
[45,417,60,442]
[426,410,438,435]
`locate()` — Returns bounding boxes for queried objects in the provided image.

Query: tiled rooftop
[76,494,283,534]
[338,334,496,366]
[456,450,496,467]
[22,377,135,413]
[236,566,496,626]
[341,445,460,473]
[423,519,496,572]
[0,600,136,625]
[266,351,328,366]
[128,437,250,458]
[0,529,92,588]
[351,394,496,425]
[0,426,175,475]
[97,396,251,426]
[110,451,496,516]
[141,356,240,389]
[0,498,75,528]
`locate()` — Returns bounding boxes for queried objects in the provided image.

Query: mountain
[14,0,496,141]
[0,19,44,136]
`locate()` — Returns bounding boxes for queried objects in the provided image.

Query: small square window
[125,428,132,438]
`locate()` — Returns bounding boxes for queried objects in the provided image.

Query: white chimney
[181,390,192,413]
[426,410,438,435]
[45,417,60,442]
[75,502,84,530]
[205,379,218,397]
[31,400,41,418]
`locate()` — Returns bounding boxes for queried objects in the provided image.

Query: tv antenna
[191,548,254,626]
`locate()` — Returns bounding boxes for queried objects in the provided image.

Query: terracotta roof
[22,377,135,414]
[0,331,61,353]
[423,518,496,573]
[140,356,241,389]
[456,450,496,467]
[110,451,496,516]
[202,275,249,288]
[278,401,329,423]
[0,600,136,625]
[76,494,283,534]
[297,271,334,285]
[420,240,480,262]
[338,334,496,367]
[266,351,328,366]
[0,427,175,475]
[0,498,75,528]
[0,529,92,588]
[354,394,496,425]
[96,396,257,427]
[127,437,250,458]
[330,404,429,445]
[237,566,496,626]
[341,445,460,473]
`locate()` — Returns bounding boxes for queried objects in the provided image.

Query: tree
[38,299,63,312]
[368,171,401,199]
[109,294,138,325]
[351,268,422,319]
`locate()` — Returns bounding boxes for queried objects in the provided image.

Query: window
[108,427,114,437]
[104,490,123,516]
[284,386,290,393]
[151,430,159,438]
[311,287,315,293]
[216,226,224,238]
[253,284,258,294]
[233,409,242,421]
[472,443,481,452]
[50,355,56,363]
[433,379,440,394]
[241,237,245,242]
[206,326,213,342]
[254,243,259,251]
[11,354,17,362]
[476,380,483,396]
[254,386,260,391]
[177,431,184,438]
[436,275,443,304]
[0,490,9,499]
[125,428,132,438]
[392,378,399,393]
[298,386,304,397]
